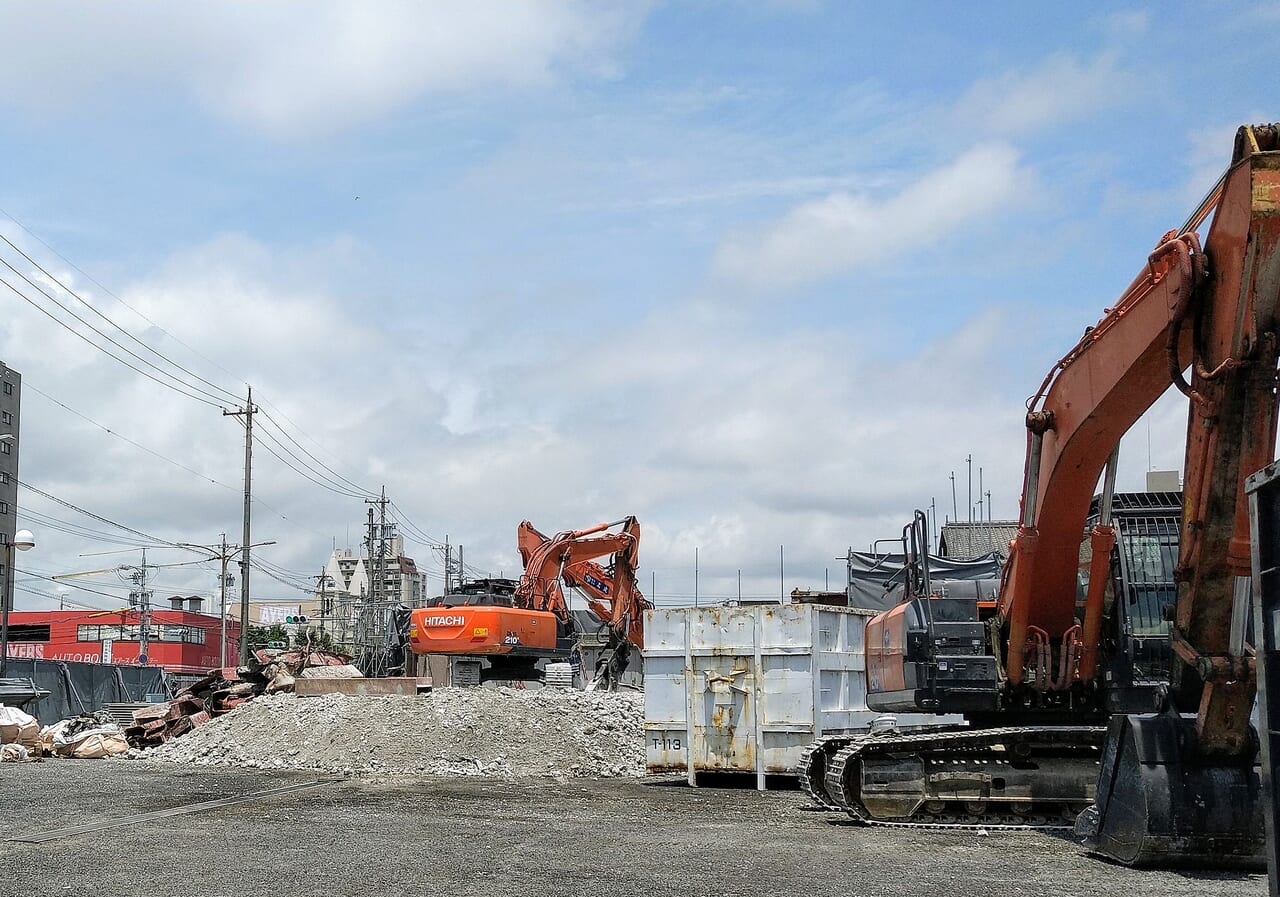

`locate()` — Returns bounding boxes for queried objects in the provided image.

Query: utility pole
[121,549,155,664]
[930,497,938,552]
[986,489,993,523]
[443,536,451,595]
[779,545,785,604]
[224,387,255,665]
[694,546,699,608]
[315,567,330,633]
[379,489,387,603]
[365,506,377,603]
[737,569,741,604]
[218,533,229,667]
[950,472,958,522]
[967,454,973,525]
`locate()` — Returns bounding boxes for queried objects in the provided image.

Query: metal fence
[3,658,171,725]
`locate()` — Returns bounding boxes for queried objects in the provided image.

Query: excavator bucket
[1075,711,1264,868]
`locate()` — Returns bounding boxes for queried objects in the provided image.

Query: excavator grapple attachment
[1076,712,1264,868]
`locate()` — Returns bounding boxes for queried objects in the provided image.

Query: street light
[0,528,35,677]
[177,537,276,668]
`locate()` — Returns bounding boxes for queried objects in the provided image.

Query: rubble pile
[145,687,644,779]
[124,649,352,749]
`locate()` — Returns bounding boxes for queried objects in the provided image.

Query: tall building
[0,362,19,621]
[315,534,428,616]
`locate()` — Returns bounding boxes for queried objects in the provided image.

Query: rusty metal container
[643,604,953,789]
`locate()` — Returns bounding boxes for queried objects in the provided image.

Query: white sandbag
[59,730,129,759]
[0,706,37,745]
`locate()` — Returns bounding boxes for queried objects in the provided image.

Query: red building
[4,598,240,676]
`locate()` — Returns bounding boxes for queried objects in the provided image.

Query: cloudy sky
[0,1,1274,612]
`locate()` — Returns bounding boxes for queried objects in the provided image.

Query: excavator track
[801,725,1104,831]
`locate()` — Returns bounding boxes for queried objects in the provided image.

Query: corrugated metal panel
[643,604,958,788]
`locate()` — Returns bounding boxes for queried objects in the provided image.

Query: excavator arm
[514,516,649,687]
[1063,124,1280,866]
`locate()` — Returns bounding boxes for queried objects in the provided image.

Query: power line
[253,423,368,499]
[0,233,241,403]
[0,272,225,409]
[18,509,160,548]
[253,428,368,499]
[26,380,334,542]
[0,259,231,406]
[24,381,238,492]
[255,393,365,481]
[256,406,372,497]
[387,499,443,547]
[0,206,244,389]
[18,480,181,547]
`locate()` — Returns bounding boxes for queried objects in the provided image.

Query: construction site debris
[0,743,28,762]
[142,688,644,779]
[40,712,130,759]
[297,664,363,680]
[122,648,351,749]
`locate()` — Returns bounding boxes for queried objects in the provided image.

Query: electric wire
[24,381,238,492]
[0,212,444,548]
[0,206,243,388]
[18,480,181,546]
[0,262,231,407]
[253,423,369,499]
[0,233,242,403]
[0,272,224,409]
[252,429,369,499]
[255,406,373,497]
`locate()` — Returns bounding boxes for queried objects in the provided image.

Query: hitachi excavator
[801,123,1280,867]
[407,517,649,689]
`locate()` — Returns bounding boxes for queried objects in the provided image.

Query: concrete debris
[124,649,352,749]
[297,664,363,680]
[141,687,644,779]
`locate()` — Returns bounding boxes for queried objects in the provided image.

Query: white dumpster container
[643,603,956,789]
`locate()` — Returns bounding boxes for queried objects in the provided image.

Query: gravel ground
[0,760,1264,897]
[143,689,643,778]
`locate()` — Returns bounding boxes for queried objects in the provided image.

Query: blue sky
[0,1,1275,609]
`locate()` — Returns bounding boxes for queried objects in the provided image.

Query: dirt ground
[0,761,1265,897]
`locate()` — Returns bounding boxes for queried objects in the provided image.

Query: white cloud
[0,226,1051,609]
[954,52,1137,137]
[0,1,644,138]
[712,143,1029,291]
[3,222,1190,612]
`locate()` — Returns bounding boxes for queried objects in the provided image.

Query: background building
[4,601,238,676]
[0,362,19,626]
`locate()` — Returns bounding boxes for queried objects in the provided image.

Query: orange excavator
[408,517,649,689]
[801,123,1280,867]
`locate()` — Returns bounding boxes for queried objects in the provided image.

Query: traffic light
[265,640,287,649]
[285,615,308,624]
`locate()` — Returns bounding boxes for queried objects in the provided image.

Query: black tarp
[2,659,171,725]
[846,551,1002,611]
